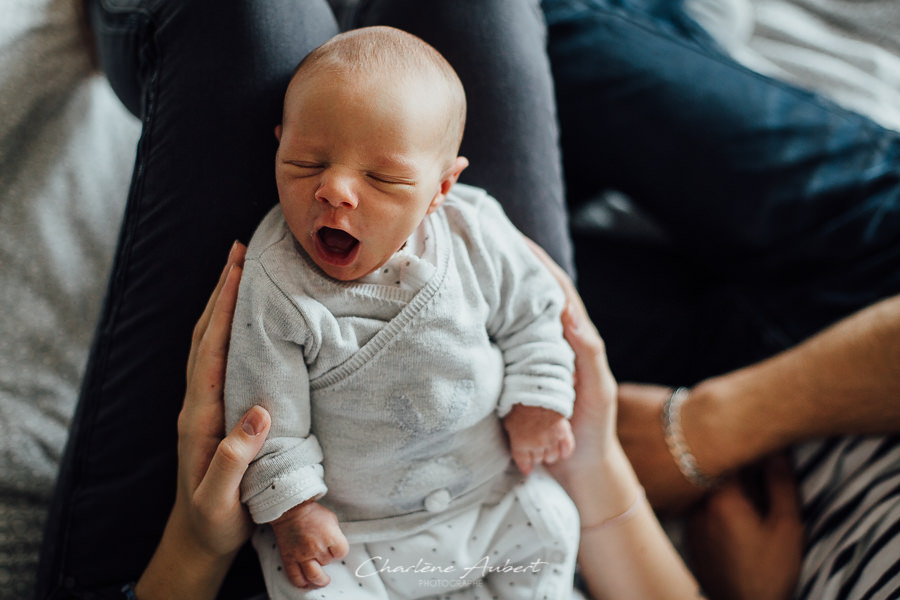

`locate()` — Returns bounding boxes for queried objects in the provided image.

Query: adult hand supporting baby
[135,242,273,600]
[525,238,633,525]
[524,239,618,462]
[527,238,702,600]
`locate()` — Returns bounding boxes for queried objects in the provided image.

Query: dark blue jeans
[542,0,900,384]
[37,1,569,598]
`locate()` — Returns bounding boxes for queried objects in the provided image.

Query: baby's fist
[503,404,575,475]
[271,500,349,589]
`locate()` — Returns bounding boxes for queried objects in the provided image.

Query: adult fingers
[525,237,592,332]
[186,259,244,406]
[193,405,271,510]
[701,479,758,528]
[561,303,609,393]
[188,242,246,380]
[525,237,573,291]
[765,456,801,522]
[198,251,244,366]
[525,235,613,412]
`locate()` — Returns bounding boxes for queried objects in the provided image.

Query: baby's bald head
[284,26,467,166]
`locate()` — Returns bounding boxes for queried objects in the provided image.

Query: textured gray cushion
[0,1,139,596]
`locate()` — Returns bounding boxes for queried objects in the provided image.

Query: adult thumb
[202,405,271,498]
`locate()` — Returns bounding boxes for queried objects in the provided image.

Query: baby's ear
[427,156,469,215]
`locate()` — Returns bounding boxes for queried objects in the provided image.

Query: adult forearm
[561,443,702,600]
[686,294,900,476]
[134,506,236,600]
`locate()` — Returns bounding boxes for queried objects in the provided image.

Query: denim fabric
[544,0,900,383]
[37,1,339,598]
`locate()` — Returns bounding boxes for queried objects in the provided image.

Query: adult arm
[619,293,900,511]
[135,243,271,600]
[528,240,703,600]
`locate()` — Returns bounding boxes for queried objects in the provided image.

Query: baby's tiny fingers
[285,561,309,589]
[559,433,575,459]
[302,559,330,588]
[512,450,533,475]
[329,537,350,560]
[544,445,560,465]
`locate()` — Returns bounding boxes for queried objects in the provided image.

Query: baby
[225,26,578,600]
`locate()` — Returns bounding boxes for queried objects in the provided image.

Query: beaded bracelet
[661,387,717,488]
[580,486,646,533]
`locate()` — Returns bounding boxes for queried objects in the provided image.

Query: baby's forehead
[284,27,466,152]
[292,53,448,93]
[290,27,462,98]
[287,59,455,123]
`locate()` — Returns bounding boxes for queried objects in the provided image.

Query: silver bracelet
[661,387,717,488]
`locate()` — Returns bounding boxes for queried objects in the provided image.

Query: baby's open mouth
[315,226,359,265]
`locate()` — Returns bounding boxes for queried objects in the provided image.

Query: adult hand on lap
[687,456,803,600]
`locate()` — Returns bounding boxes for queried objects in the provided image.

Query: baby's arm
[503,404,575,474]
[224,261,327,522]
[463,192,576,474]
[271,500,349,589]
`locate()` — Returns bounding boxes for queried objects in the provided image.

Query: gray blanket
[0,1,139,596]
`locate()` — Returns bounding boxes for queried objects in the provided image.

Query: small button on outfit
[424,488,452,513]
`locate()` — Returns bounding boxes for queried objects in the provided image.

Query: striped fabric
[794,435,900,599]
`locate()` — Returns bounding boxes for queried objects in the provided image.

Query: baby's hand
[503,404,575,475]
[270,500,349,589]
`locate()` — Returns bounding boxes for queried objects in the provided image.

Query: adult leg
[545,4,900,597]
[355,0,575,277]
[543,0,900,382]
[36,1,338,597]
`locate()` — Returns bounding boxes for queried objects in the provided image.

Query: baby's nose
[316,172,358,209]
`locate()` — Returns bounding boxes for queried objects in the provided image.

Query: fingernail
[242,407,264,436]
[563,303,581,332]
[228,240,240,262]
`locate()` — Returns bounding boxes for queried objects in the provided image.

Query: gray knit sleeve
[224,258,327,524]
[454,187,575,418]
